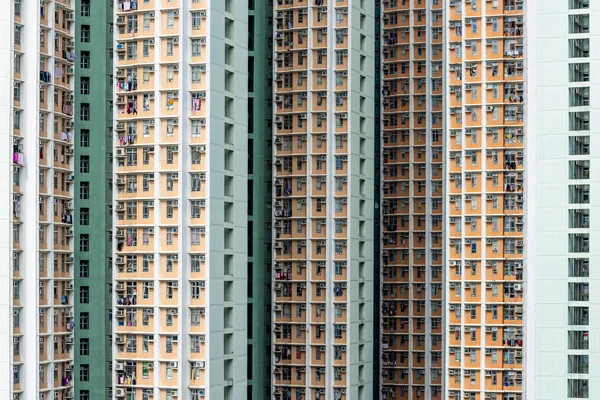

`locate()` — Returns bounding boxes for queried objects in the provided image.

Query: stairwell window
[81,25,90,42]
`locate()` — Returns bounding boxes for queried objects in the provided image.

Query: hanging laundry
[192,98,201,114]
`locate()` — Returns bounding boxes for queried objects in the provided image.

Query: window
[192,12,202,30]
[80,51,90,68]
[80,208,89,225]
[79,286,89,304]
[13,82,21,102]
[191,228,202,245]
[191,255,202,273]
[80,260,89,278]
[79,391,89,400]
[79,234,89,251]
[191,282,203,299]
[166,38,175,56]
[81,25,90,42]
[13,110,21,130]
[190,335,202,353]
[81,0,90,16]
[79,312,89,329]
[80,77,90,95]
[80,103,90,121]
[80,182,89,199]
[127,42,137,60]
[167,11,176,28]
[80,338,89,356]
[191,389,204,400]
[80,156,89,173]
[14,53,21,74]
[191,200,202,218]
[191,66,203,83]
[14,25,21,46]
[191,309,203,326]
[191,174,202,191]
[14,0,21,17]
[79,365,89,381]
[80,129,90,147]
[191,39,202,56]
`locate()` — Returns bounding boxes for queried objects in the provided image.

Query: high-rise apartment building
[112,0,249,399]
[379,1,444,399]
[0,7,12,398]
[527,0,593,399]
[271,1,375,399]
[6,1,600,400]
[73,0,113,398]
[3,0,77,399]
[445,0,526,398]
[247,0,273,399]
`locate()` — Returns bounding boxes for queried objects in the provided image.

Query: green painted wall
[74,0,113,397]
[247,0,272,398]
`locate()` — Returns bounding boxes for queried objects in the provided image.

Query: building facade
[379,1,444,398]
[5,1,600,400]
[247,0,273,398]
[445,0,526,398]
[74,0,113,397]
[271,1,376,399]
[527,0,594,399]
[5,0,77,398]
[112,0,249,399]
